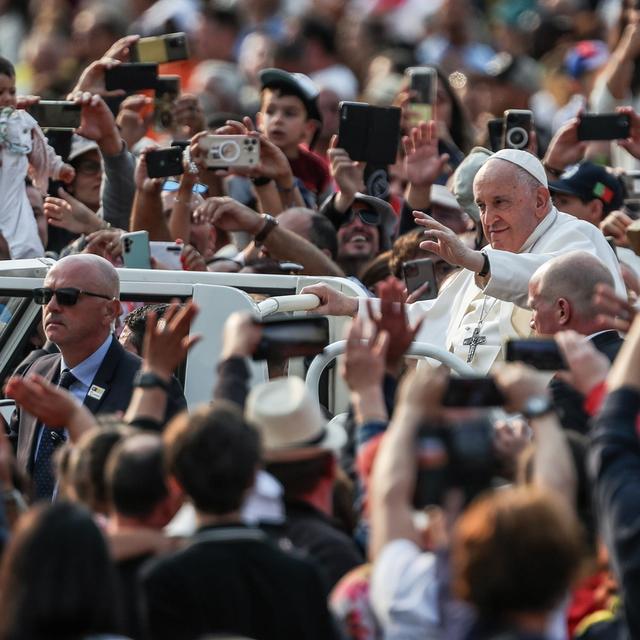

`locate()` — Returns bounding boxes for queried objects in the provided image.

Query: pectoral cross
[463,326,486,363]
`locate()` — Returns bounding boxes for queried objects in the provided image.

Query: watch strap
[478,250,490,278]
[251,176,272,187]
[133,370,172,393]
[254,214,279,246]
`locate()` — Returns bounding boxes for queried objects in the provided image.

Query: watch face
[526,395,552,417]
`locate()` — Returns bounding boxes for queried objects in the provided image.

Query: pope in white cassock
[303,149,625,373]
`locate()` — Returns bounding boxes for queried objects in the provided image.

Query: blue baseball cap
[549,162,623,213]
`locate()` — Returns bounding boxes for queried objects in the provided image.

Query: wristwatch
[133,370,171,393]
[254,214,279,246]
[478,250,491,278]
[522,395,555,420]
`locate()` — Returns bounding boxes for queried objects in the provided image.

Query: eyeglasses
[344,208,381,226]
[33,287,114,306]
[162,179,209,195]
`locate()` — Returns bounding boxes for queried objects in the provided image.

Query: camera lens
[506,126,528,149]
[219,140,241,163]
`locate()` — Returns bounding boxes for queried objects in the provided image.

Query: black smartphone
[43,129,73,161]
[577,113,631,141]
[155,75,180,130]
[402,258,438,301]
[28,101,81,130]
[406,66,437,128]
[105,63,158,93]
[442,376,505,407]
[338,101,401,165]
[505,338,567,370]
[414,417,495,508]
[252,317,330,361]
[503,109,533,150]
[131,32,190,63]
[487,117,504,152]
[146,147,184,179]
[47,179,66,198]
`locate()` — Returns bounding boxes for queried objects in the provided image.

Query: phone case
[121,231,151,269]
[131,33,189,64]
[146,147,184,179]
[577,114,631,141]
[402,259,438,300]
[150,242,183,270]
[105,63,158,93]
[338,102,401,165]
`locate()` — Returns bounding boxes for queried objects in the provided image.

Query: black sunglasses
[33,287,113,306]
[345,208,381,226]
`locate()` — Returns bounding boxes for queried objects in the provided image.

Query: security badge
[88,385,105,400]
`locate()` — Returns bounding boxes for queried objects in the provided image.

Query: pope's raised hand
[414,211,484,272]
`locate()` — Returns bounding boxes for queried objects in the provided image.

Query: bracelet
[254,214,279,246]
[277,183,295,193]
[542,162,564,178]
[251,176,272,187]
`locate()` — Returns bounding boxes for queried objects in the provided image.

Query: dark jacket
[139,524,338,640]
[550,331,623,434]
[8,336,186,476]
[589,387,640,639]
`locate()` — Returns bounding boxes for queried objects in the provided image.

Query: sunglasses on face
[162,179,209,195]
[344,208,381,226]
[33,287,113,306]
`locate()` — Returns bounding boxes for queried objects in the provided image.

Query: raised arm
[193,197,344,277]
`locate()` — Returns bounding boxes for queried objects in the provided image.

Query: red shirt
[289,146,331,197]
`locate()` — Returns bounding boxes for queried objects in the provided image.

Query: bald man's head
[50,254,120,299]
[42,255,121,365]
[528,251,615,335]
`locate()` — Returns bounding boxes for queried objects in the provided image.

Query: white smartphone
[121,231,151,269]
[150,241,183,270]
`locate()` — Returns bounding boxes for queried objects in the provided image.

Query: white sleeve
[28,118,65,190]
[480,227,625,307]
[370,539,441,639]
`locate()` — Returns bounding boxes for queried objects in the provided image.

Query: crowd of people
[2,0,640,639]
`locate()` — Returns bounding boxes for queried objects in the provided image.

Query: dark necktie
[32,368,77,501]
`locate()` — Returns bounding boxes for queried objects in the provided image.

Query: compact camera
[503,109,533,150]
[200,135,260,168]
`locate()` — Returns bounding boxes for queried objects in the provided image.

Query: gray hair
[534,251,615,316]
